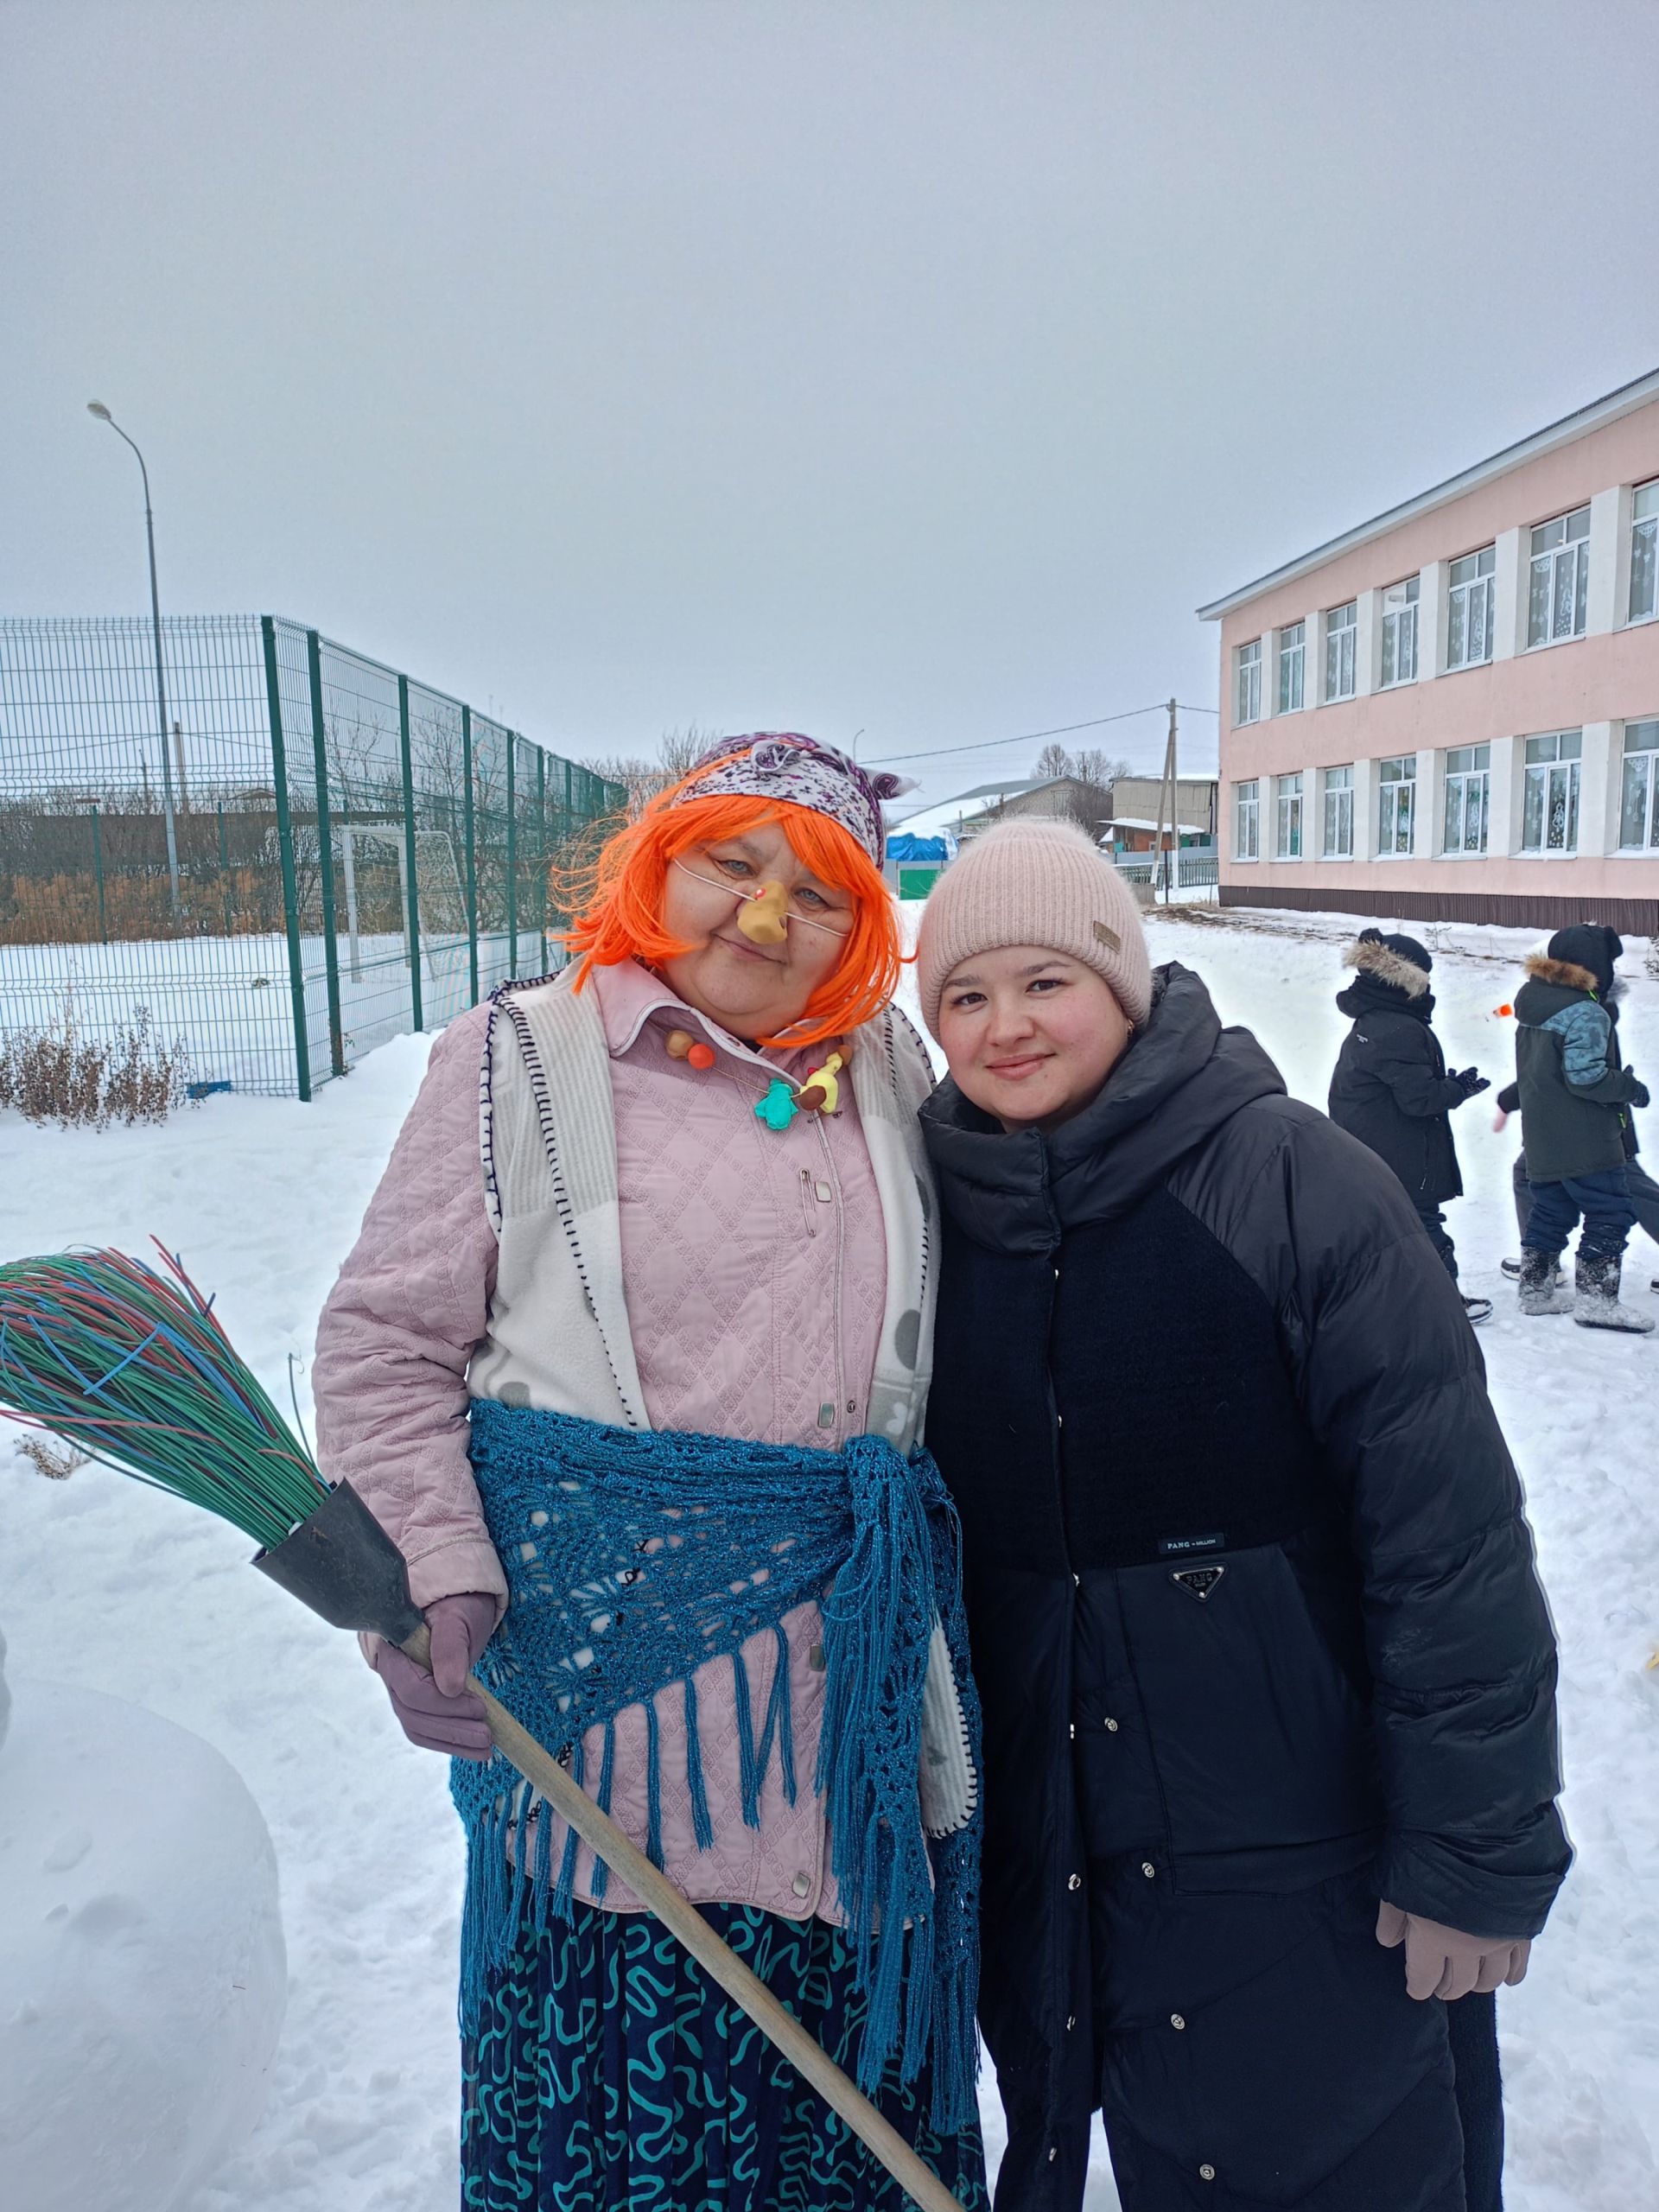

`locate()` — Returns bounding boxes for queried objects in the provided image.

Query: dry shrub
[0,995,194,1128]
[16,1435,90,1479]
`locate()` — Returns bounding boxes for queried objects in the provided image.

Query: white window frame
[1274,772,1303,860]
[1441,742,1491,855]
[1376,754,1416,855]
[1521,730,1582,854]
[1277,620,1306,713]
[1234,779,1260,861]
[1236,639,1262,726]
[1446,546,1496,671]
[1630,482,1659,626]
[1324,602,1357,702]
[1322,764,1353,858]
[1618,718,1659,850]
[1379,576,1420,687]
[1527,506,1591,648]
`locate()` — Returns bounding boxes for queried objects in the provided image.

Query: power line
[866,703,1172,767]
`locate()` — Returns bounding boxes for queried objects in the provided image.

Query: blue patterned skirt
[460,1888,989,2211]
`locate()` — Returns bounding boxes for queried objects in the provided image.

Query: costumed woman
[311,734,985,2212]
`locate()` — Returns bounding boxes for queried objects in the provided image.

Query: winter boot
[1573,1253,1656,1333]
[1517,1250,1573,1315]
[1503,1256,1566,1289]
[1461,1295,1494,1325]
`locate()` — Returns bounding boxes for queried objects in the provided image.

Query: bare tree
[582,754,671,818]
[1072,748,1133,787]
[583,725,734,818]
[1034,741,1074,783]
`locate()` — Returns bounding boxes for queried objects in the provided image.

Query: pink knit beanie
[914,817,1154,1038]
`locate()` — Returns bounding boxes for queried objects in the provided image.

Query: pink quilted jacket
[312,958,891,1920]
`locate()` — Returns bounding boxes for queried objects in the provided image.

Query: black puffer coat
[1327,935,1469,1205]
[921,964,1568,2211]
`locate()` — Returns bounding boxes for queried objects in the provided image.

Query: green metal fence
[0,614,626,1098]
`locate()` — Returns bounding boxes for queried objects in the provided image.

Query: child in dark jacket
[1328,929,1491,1322]
[1513,924,1653,1334]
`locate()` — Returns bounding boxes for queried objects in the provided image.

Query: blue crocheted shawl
[454,1397,982,2127]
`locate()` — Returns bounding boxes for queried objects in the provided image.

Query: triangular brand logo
[1171,1565,1225,1602]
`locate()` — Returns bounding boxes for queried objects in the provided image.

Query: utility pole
[88,403,181,917]
[1152,696,1179,904]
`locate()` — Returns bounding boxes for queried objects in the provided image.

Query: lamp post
[87,402,181,917]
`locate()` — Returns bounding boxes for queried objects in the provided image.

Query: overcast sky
[5,0,1659,804]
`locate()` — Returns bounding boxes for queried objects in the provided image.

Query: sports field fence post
[261,614,313,1103]
[397,674,423,1033]
[462,705,479,1007]
[306,630,346,1078]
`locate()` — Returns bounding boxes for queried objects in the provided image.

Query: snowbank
[0,911,1655,2209]
[0,1674,287,2211]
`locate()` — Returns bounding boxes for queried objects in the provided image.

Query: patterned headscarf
[671,733,914,868]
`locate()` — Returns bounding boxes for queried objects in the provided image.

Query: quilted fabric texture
[313,959,904,1923]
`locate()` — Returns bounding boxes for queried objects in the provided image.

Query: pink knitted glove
[372,1592,498,1761]
[1376,1902,1531,2000]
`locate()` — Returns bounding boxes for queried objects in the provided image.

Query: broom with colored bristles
[0,1243,963,2212]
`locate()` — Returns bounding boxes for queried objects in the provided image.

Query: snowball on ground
[0,1676,286,2212]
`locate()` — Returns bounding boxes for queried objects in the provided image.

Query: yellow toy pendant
[795,1048,847,1116]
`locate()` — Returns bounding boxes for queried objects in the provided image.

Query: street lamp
[87,401,181,916]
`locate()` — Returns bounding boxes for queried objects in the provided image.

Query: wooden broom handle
[402,1626,966,2212]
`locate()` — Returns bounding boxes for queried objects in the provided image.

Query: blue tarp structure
[887,830,955,862]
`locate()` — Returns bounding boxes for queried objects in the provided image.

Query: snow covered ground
[1,906,1656,2210]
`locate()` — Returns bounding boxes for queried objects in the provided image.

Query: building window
[1442,742,1491,854]
[1325,601,1357,701]
[1234,779,1260,860]
[1379,576,1420,686]
[1528,506,1590,646]
[1522,730,1582,852]
[1377,755,1416,855]
[1236,639,1262,725]
[1322,764,1353,857]
[1630,482,1659,625]
[1619,718,1659,849]
[1277,620,1306,713]
[1446,546,1495,670]
[1275,772,1303,858]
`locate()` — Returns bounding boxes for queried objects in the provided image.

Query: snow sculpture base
[0,1678,287,2211]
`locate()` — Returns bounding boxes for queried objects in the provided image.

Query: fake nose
[737,879,791,945]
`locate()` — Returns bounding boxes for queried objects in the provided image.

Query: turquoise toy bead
[753,1077,799,1133]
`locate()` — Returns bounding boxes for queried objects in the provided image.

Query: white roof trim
[1197,364,1659,622]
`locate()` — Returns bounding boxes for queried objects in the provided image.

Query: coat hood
[1545,924,1622,996]
[1344,931,1433,996]
[1521,950,1599,995]
[1336,931,1435,1023]
[918,961,1287,1251]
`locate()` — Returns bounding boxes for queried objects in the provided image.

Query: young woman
[312,734,985,2212]
[912,818,1569,2212]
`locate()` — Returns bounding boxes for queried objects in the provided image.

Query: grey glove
[1376,1901,1530,2000]
[372,1592,497,1760]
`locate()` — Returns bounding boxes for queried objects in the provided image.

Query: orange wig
[562,779,901,1048]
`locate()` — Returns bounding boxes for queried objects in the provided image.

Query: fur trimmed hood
[1344,934,1432,999]
[1523,951,1600,995]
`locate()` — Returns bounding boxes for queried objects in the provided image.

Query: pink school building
[1200,366,1659,932]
